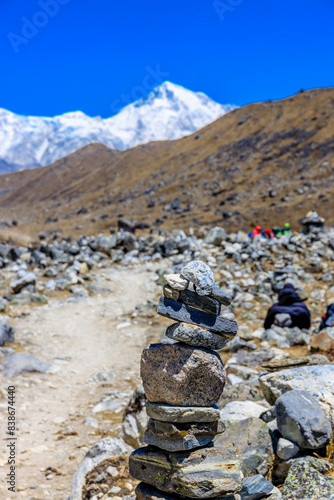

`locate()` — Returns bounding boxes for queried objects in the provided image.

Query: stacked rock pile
[300,210,325,234]
[129,260,244,500]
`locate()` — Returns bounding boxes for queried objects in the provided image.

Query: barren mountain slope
[0,87,333,240]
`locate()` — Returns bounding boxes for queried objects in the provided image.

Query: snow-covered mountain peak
[0,82,237,173]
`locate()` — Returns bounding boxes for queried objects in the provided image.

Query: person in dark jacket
[264,283,311,330]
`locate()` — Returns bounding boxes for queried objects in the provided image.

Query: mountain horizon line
[0,81,237,173]
[0,81,238,120]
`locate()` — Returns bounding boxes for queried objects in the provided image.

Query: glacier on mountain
[0,81,237,172]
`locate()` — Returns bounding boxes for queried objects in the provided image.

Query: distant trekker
[264,228,275,238]
[264,283,311,330]
[249,225,264,238]
[318,303,334,331]
[272,227,282,237]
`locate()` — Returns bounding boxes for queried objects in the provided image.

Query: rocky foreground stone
[144,418,219,451]
[166,322,229,350]
[275,389,332,449]
[145,402,220,423]
[129,446,242,498]
[157,296,237,336]
[6,222,332,499]
[141,343,226,407]
[131,261,244,499]
[259,364,334,404]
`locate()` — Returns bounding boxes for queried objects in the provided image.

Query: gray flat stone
[260,355,329,372]
[157,296,237,337]
[141,343,226,406]
[135,482,235,500]
[129,445,242,498]
[210,284,233,306]
[180,261,215,296]
[229,347,288,368]
[219,401,269,426]
[166,323,229,350]
[10,271,36,293]
[178,289,220,316]
[275,390,332,449]
[2,353,55,378]
[144,418,218,451]
[259,365,334,405]
[145,402,220,423]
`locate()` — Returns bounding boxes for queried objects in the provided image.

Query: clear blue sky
[1,0,334,118]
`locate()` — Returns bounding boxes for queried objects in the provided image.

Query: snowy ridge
[0,82,237,172]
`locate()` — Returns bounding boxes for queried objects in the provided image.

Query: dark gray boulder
[180,260,215,296]
[275,390,332,449]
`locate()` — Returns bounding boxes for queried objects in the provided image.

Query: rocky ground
[0,225,333,499]
[1,88,334,240]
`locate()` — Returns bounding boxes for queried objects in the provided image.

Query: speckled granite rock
[145,402,220,423]
[144,418,218,451]
[141,343,226,406]
[129,445,242,498]
[180,261,215,296]
[166,322,229,350]
[282,456,334,500]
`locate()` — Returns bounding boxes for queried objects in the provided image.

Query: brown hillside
[0,87,333,241]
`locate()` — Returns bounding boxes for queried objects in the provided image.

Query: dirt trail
[0,264,165,500]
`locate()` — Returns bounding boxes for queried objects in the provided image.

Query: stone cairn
[129,260,243,500]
